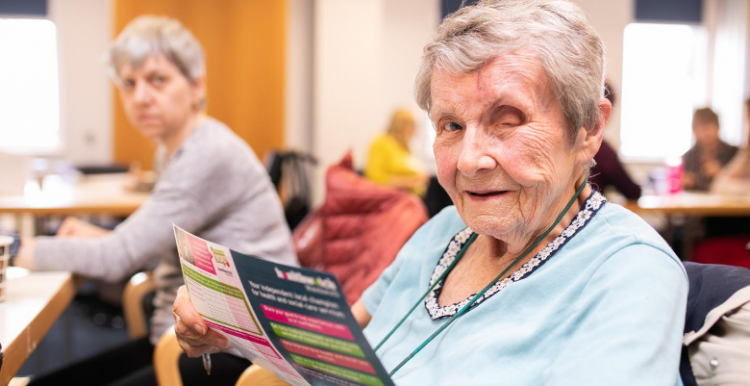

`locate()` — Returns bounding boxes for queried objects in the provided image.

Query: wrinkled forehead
[429,52,553,116]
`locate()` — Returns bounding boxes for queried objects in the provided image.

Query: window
[620,23,707,160]
[0,18,60,152]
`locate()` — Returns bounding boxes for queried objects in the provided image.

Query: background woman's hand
[702,159,722,178]
[682,172,697,189]
[56,217,112,238]
[173,285,229,357]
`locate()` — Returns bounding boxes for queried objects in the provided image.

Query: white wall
[705,0,749,146]
[313,0,383,202]
[48,0,113,165]
[573,0,634,149]
[286,0,314,153]
[308,0,438,203]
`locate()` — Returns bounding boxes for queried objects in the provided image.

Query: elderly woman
[18,16,297,386]
[173,1,688,385]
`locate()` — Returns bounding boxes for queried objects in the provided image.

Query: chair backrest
[292,152,429,304]
[681,262,750,386]
[264,150,317,230]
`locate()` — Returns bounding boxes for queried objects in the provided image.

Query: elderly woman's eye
[496,106,525,127]
[443,122,463,132]
[122,79,135,90]
[152,76,166,86]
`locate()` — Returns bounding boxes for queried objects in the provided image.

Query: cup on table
[0,235,12,302]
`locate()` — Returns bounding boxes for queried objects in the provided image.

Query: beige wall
[314,0,384,183]
[286,0,314,153]
[573,0,634,149]
[309,0,438,203]
[48,0,113,165]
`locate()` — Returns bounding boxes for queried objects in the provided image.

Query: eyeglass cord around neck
[375,181,588,377]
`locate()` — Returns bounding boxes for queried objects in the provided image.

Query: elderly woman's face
[117,55,203,141]
[430,54,586,239]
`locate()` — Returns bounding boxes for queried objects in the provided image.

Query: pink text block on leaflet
[261,304,354,341]
[189,235,216,275]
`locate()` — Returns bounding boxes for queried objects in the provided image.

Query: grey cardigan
[34,117,298,343]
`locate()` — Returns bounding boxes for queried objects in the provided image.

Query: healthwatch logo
[274,268,336,290]
[211,247,230,267]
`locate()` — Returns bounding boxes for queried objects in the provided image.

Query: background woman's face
[117,55,202,141]
[692,121,720,148]
[430,54,584,239]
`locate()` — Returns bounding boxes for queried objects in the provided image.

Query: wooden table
[0,173,149,216]
[625,192,750,216]
[0,268,76,386]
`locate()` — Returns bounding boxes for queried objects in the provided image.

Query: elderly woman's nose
[456,130,496,176]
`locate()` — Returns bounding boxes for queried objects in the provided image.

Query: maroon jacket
[292,153,428,304]
[590,141,642,199]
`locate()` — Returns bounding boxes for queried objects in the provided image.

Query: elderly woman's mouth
[467,190,509,199]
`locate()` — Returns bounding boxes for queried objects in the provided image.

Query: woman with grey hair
[173,1,687,384]
[19,15,297,386]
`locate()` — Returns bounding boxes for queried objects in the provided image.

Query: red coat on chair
[292,153,429,304]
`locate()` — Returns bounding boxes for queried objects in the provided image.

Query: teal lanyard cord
[373,232,479,352]
[380,181,588,377]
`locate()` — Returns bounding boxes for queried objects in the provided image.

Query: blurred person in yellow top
[365,109,429,196]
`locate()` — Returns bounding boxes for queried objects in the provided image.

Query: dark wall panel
[441,0,480,19]
[635,0,702,23]
[0,0,47,16]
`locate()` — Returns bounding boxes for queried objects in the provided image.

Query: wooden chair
[235,365,288,386]
[151,337,284,386]
[122,271,155,340]
[153,329,184,386]
[122,272,188,386]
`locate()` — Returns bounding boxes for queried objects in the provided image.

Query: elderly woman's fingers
[173,285,208,340]
[175,326,229,357]
[179,331,227,348]
[176,336,224,358]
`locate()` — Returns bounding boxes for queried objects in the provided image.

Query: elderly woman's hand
[173,285,230,357]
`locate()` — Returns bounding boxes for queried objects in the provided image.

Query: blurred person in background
[589,80,642,200]
[14,16,297,386]
[682,108,738,191]
[711,98,750,195]
[365,108,429,196]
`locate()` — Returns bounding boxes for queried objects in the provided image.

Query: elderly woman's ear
[575,97,612,165]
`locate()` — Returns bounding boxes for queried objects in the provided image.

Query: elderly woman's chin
[454,201,524,238]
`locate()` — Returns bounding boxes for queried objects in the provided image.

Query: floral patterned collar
[424,191,607,320]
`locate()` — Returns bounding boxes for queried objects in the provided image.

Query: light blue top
[362,192,687,386]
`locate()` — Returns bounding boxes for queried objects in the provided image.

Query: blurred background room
[1,0,750,384]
